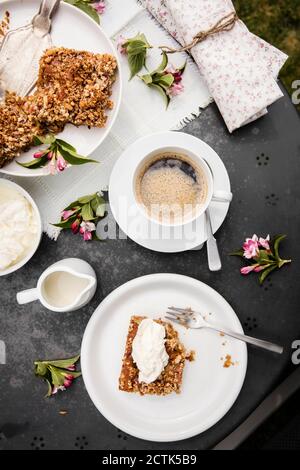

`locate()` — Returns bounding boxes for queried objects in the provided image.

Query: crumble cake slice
[0,92,44,167]
[119,316,190,396]
[31,47,118,129]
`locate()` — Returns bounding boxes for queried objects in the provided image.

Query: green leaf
[41,355,80,369]
[128,49,147,80]
[58,147,98,166]
[52,215,77,229]
[149,83,170,108]
[132,33,151,48]
[45,378,53,398]
[273,234,286,260]
[69,0,100,24]
[34,362,48,377]
[17,154,49,169]
[33,134,56,146]
[141,73,153,85]
[256,249,271,263]
[178,60,187,73]
[91,194,106,217]
[56,139,77,152]
[154,73,174,89]
[61,370,82,379]
[49,366,65,387]
[259,264,277,285]
[81,203,95,221]
[77,194,97,204]
[153,52,168,74]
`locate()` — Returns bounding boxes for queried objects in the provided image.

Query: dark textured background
[0,85,299,450]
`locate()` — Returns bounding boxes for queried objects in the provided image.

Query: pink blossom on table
[33,151,44,159]
[79,221,96,241]
[93,1,105,15]
[47,151,55,160]
[67,365,76,371]
[56,155,67,173]
[61,209,77,221]
[240,264,258,275]
[63,377,73,388]
[259,235,270,250]
[254,264,270,273]
[167,82,184,97]
[48,157,57,176]
[116,35,127,55]
[71,218,81,234]
[51,385,66,395]
[243,234,259,259]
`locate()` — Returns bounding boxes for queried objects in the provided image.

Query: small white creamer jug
[16,258,97,312]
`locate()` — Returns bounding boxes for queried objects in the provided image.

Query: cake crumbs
[223,354,235,368]
[186,350,196,362]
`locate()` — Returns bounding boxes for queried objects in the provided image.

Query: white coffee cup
[133,146,232,227]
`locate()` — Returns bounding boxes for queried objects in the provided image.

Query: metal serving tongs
[0,0,60,101]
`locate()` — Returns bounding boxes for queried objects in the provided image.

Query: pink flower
[47,151,54,160]
[63,378,73,388]
[49,158,57,175]
[240,264,258,275]
[259,235,270,250]
[116,35,127,55]
[167,82,184,97]
[61,209,76,220]
[254,265,268,273]
[243,234,259,259]
[71,218,81,234]
[64,374,74,381]
[56,155,67,172]
[93,1,105,15]
[51,385,66,395]
[67,365,76,371]
[166,65,184,84]
[79,221,96,241]
[34,151,44,159]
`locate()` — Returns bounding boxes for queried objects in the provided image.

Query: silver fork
[166,307,283,354]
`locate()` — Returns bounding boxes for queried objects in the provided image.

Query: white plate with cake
[0,0,122,176]
[81,274,247,442]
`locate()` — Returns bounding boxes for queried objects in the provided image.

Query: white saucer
[109,132,231,253]
[81,274,247,442]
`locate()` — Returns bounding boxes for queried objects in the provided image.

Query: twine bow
[160,11,238,54]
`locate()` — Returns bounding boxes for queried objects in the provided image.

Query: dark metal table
[1,84,299,451]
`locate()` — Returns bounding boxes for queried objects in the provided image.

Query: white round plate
[0,0,122,177]
[81,274,247,442]
[109,132,231,253]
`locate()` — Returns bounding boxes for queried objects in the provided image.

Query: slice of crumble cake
[119,316,192,396]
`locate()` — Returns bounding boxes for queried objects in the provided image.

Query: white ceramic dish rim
[0,0,123,177]
[109,131,231,253]
[81,273,248,442]
[0,179,42,276]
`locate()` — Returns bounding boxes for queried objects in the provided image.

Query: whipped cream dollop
[132,318,169,384]
[0,186,38,271]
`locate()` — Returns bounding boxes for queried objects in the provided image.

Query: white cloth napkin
[140,0,288,133]
[8,0,212,239]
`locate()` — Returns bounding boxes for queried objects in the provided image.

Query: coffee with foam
[135,152,208,224]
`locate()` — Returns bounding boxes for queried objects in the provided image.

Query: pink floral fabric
[141,0,288,133]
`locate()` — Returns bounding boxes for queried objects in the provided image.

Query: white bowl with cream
[0,179,42,276]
